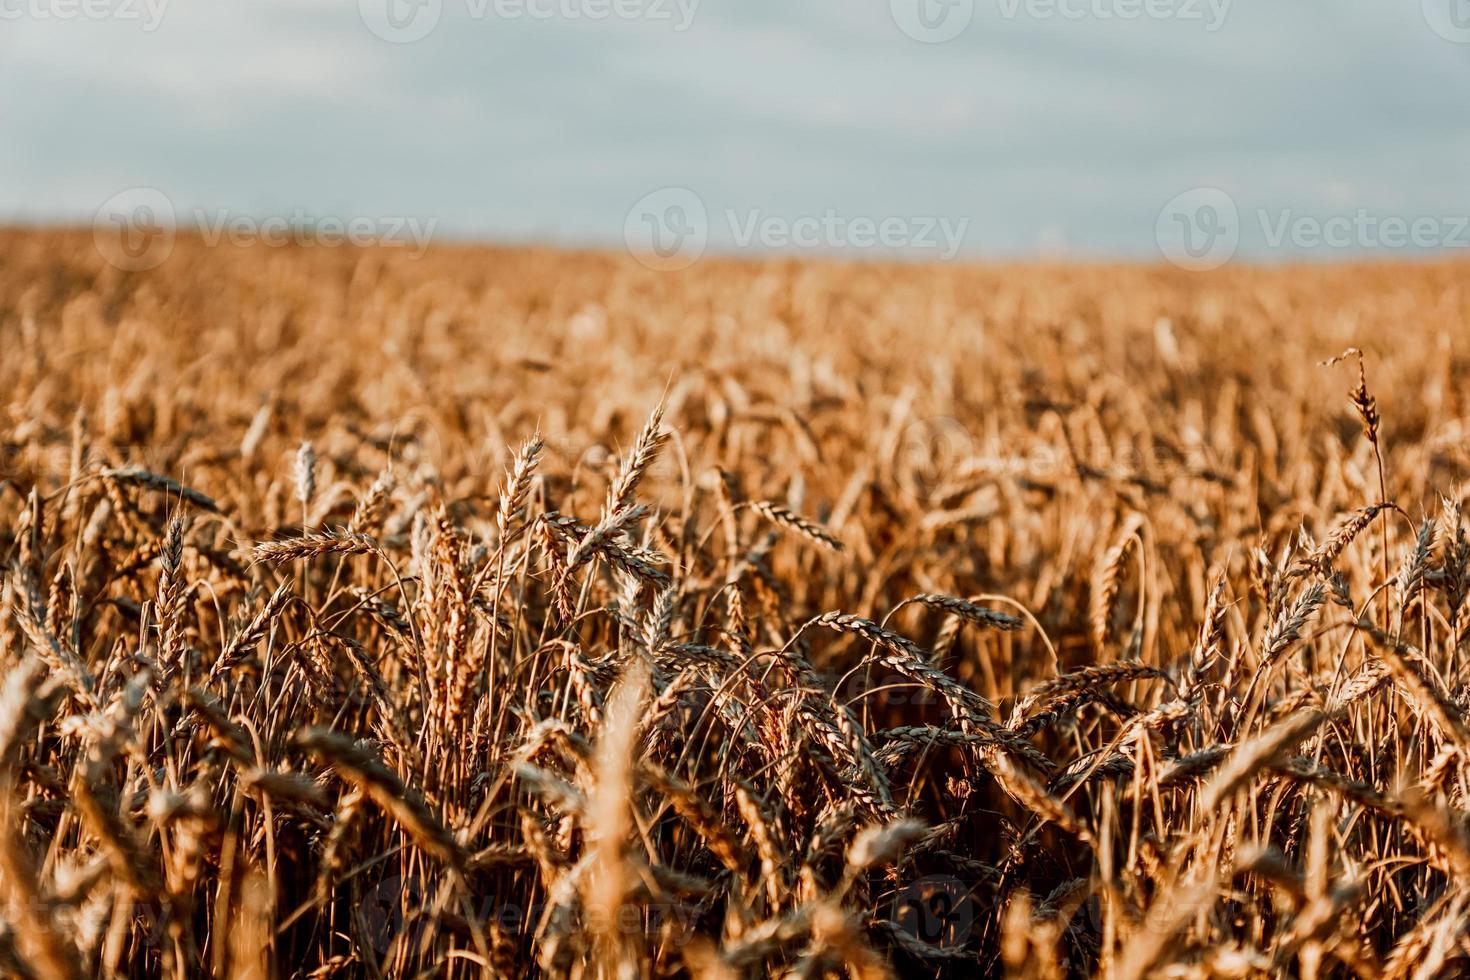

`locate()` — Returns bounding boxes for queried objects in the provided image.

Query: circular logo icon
[891,874,974,950]
[895,416,976,502]
[359,0,442,43]
[360,876,425,953]
[624,187,708,271]
[93,187,176,272]
[890,0,974,43]
[1424,0,1470,42]
[1156,187,1239,272]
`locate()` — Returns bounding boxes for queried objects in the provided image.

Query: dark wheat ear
[748,500,843,551]
[906,592,1023,632]
[102,467,220,513]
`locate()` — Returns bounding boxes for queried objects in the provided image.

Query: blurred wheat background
[0,229,1468,977]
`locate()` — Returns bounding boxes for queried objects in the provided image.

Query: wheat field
[0,228,1467,977]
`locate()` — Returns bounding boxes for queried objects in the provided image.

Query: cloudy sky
[2,0,1469,262]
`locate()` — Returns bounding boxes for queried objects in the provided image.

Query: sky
[2,0,1469,265]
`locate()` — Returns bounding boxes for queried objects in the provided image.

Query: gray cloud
[2,0,1468,259]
